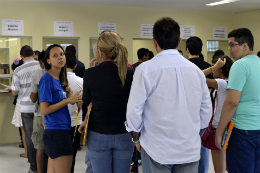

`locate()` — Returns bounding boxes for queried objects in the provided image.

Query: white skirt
[11,98,23,127]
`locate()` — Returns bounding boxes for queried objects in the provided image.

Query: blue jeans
[87,130,134,173]
[226,127,260,173]
[85,149,93,173]
[141,147,199,173]
[198,128,209,173]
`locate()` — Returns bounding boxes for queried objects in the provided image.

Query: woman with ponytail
[79,31,135,173]
[39,44,82,173]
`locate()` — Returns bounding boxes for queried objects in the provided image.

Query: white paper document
[213,27,227,39]
[54,21,74,36]
[2,19,24,35]
[141,24,154,38]
[0,83,11,90]
[180,25,195,39]
[98,23,116,35]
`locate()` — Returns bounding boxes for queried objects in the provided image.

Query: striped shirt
[11,59,41,113]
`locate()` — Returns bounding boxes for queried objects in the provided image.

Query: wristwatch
[132,138,140,144]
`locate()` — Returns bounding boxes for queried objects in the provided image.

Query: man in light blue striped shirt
[11,45,41,173]
[125,17,212,173]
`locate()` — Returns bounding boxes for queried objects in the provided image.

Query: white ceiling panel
[8,0,260,13]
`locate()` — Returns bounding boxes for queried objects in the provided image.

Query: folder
[221,121,235,150]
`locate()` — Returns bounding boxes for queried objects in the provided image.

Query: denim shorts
[43,129,73,159]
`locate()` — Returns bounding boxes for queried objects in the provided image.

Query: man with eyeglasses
[215,28,260,173]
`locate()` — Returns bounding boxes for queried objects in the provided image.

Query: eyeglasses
[228,43,240,48]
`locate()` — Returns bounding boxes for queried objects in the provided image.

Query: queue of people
[8,16,260,173]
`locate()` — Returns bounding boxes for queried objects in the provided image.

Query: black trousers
[70,126,81,173]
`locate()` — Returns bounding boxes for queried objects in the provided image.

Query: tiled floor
[0,143,218,173]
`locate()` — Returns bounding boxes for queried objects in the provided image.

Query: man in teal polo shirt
[215,28,260,173]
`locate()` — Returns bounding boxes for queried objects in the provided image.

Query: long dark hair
[212,55,233,78]
[44,44,71,97]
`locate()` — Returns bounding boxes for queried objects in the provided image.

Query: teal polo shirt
[228,55,260,130]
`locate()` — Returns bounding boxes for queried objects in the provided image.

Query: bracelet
[210,66,213,72]
[132,138,140,144]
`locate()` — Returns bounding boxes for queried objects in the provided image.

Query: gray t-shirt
[31,69,46,117]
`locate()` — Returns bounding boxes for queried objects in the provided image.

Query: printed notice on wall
[54,21,74,36]
[180,25,195,39]
[98,23,116,35]
[141,24,154,38]
[213,27,227,39]
[2,19,24,35]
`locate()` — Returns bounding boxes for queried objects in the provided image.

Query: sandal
[20,153,27,158]
[19,143,24,148]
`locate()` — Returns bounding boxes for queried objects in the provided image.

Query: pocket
[87,131,111,151]
[118,133,134,150]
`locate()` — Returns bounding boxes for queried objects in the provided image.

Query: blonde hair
[95,31,128,86]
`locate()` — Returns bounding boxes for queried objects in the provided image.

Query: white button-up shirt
[125,49,212,164]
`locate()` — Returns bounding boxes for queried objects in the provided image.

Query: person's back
[131,50,211,162]
[11,45,41,173]
[84,62,133,134]
[125,17,211,173]
[79,31,135,173]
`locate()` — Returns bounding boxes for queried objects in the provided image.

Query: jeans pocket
[118,133,134,150]
[87,131,111,151]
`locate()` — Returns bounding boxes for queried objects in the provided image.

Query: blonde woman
[79,31,134,173]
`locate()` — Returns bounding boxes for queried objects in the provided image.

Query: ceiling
[11,0,260,13]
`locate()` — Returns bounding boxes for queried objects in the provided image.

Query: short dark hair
[65,45,76,54]
[20,45,33,57]
[199,53,204,61]
[178,50,183,54]
[213,49,225,59]
[38,51,46,63]
[33,50,40,55]
[257,51,260,57]
[186,36,203,56]
[153,17,180,50]
[65,52,77,69]
[212,55,233,78]
[228,28,254,51]
[11,59,23,71]
[137,48,149,59]
[149,51,154,60]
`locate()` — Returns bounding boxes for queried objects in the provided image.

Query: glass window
[207,41,219,52]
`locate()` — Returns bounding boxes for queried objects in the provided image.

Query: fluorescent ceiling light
[0,40,2,42]
[5,38,18,42]
[206,0,240,6]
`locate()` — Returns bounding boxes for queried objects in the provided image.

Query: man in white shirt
[65,52,83,173]
[125,17,212,173]
[11,45,41,173]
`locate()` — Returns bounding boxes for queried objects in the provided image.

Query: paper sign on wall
[141,24,154,38]
[54,21,74,36]
[2,19,24,35]
[98,23,116,35]
[213,27,227,39]
[180,25,195,39]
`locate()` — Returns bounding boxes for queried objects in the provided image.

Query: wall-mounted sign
[141,24,154,38]
[54,21,74,36]
[98,23,116,35]
[2,19,24,35]
[213,27,227,39]
[180,25,195,39]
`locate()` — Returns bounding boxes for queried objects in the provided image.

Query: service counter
[0,92,20,144]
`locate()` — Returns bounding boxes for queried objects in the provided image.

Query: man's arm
[215,89,241,149]
[125,67,149,143]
